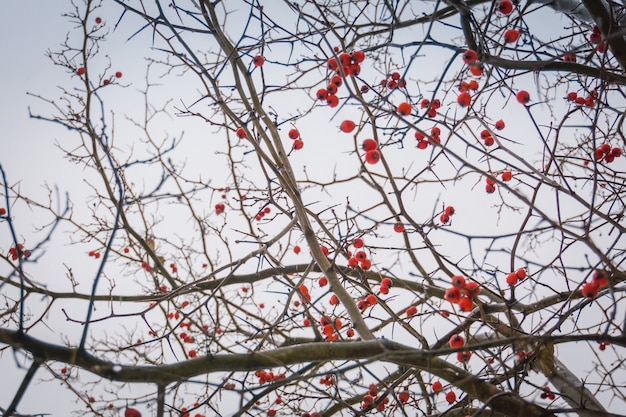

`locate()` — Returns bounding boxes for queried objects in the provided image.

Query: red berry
[346,328,355,337]
[445,391,457,404]
[486,184,496,193]
[564,53,577,62]
[432,381,443,392]
[504,29,520,43]
[340,120,356,133]
[397,102,412,116]
[125,408,142,417]
[252,55,265,66]
[515,268,527,279]
[449,334,465,348]
[406,305,418,317]
[516,90,530,105]
[77,67,86,75]
[293,245,301,254]
[502,171,513,181]
[445,287,461,303]
[318,276,328,287]
[483,136,495,146]
[581,282,599,299]
[495,119,505,130]
[365,149,381,164]
[506,273,518,286]
[362,138,378,151]
[457,92,471,107]
[398,390,410,403]
[293,139,304,150]
[457,351,472,363]
[393,222,405,233]
[316,88,328,100]
[115,71,123,78]
[95,17,102,24]
[497,0,513,15]
[381,277,393,288]
[0,208,6,216]
[458,296,473,312]
[235,127,247,139]
[353,237,364,248]
[462,49,478,65]
[469,64,484,77]
[451,275,466,287]
[366,294,377,306]
[352,50,365,63]
[288,128,300,139]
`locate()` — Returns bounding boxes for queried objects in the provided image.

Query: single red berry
[398,390,410,403]
[125,408,142,417]
[516,268,527,279]
[406,305,418,316]
[365,149,381,164]
[0,208,6,216]
[458,296,473,312]
[504,29,520,43]
[288,128,300,139]
[432,381,443,392]
[293,139,304,150]
[516,90,530,105]
[457,351,472,363]
[393,222,405,233]
[457,92,471,107]
[326,94,339,107]
[497,0,513,15]
[340,120,356,133]
[353,237,364,248]
[502,171,513,181]
[95,17,102,24]
[115,71,123,78]
[462,49,478,65]
[318,276,328,287]
[581,282,599,299]
[352,50,365,63]
[293,245,301,254]
[506,273,518,286]
[235,127,247,139]
[445,206,455,216]
[77,67,86,75]
[397,102,412,116]
[445,287,461,303]
[316,88,328,100]
[449,334,465,348]
[360,258,372,270]
[327,58,339,71]
[469,64,484,77]
[366,293,377,306]
[452,275,466,287]
[495,119,505,130]
[346,328,355,337]
[445,391,457,404]
[362,138,378,152]
[468,80,479,90]
[252,55,265,67]
[381,277,393,288]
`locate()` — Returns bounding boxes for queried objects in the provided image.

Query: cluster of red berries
[348,249,372,270]
[567,89,599,107]
[360,138,380,164]
[505,268,527,286]
[316,49,365,108]
[485,176,497,193]
[415,126,442,150]
[7,244,30,261]
[141,261,151,272]
[361,384,390,411]
[215,203,225,214]
[169,263,178,274]
[581,270,609,299]
[379,277,393,295]
[439,205,455,224]
[320,315,343,341]
[444,275,480,312]
[540,386,556,400]
[87,250,101,259]
[179,330,195,344]
[595,143,621,163]
[420,97,441,118]
[379,70,407,90]
[449,334,472,363]
[285,128,304,151]
[255,206,271,221]
[479,128,496,147]
[357,293,379,311]
[254,370,286,385]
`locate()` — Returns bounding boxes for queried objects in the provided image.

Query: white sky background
[1,1,625,416]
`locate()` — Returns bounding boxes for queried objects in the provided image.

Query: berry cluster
[581,270,609,299]
[9,243,31,260]
[316,49,366,108]
[444,275,481,312]
[439,205,455,224]
[505,268,527,286]
[595,143,621,163]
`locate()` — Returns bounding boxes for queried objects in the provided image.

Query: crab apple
[417,139,429,149]
[502,171,513,181]
[483,135,495,146]
[468,79,479,90]
[445,391,457,404]
[326,83,338,95]
[381,277,393,287]
[406,305,418,316]
[445,205,455,216]
[458,296,474,312]
[252,55,265,66]
[352,50,365,63]
[366,293,377,306]
[340,120,356,133]
[445,287,461,303]
[612,147,622,157]
[516,90,530,104]
[504,29,520,43]
[288,128,300,139]
[495,119,505,130]
[398,390,410,403]
[365,149,381,164]
[353,237,364,248]
[449,334,465,348]
[327,57,339,71]
[432,381,443,393]
[125,408,142,417]
[326,94,339,107]
[362,138,378,151]
[506,273,518,286]
[581,282,599,299]
[397,102,412,116]
[331,74,343,87]
[393,222,405,233]
[315,88,328,100]
[462,49,478,65]
[593,270,609,287]
[469,63,484,76]
[497,0,514,14]
[293,139,304,150]
[457,92,471,107]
